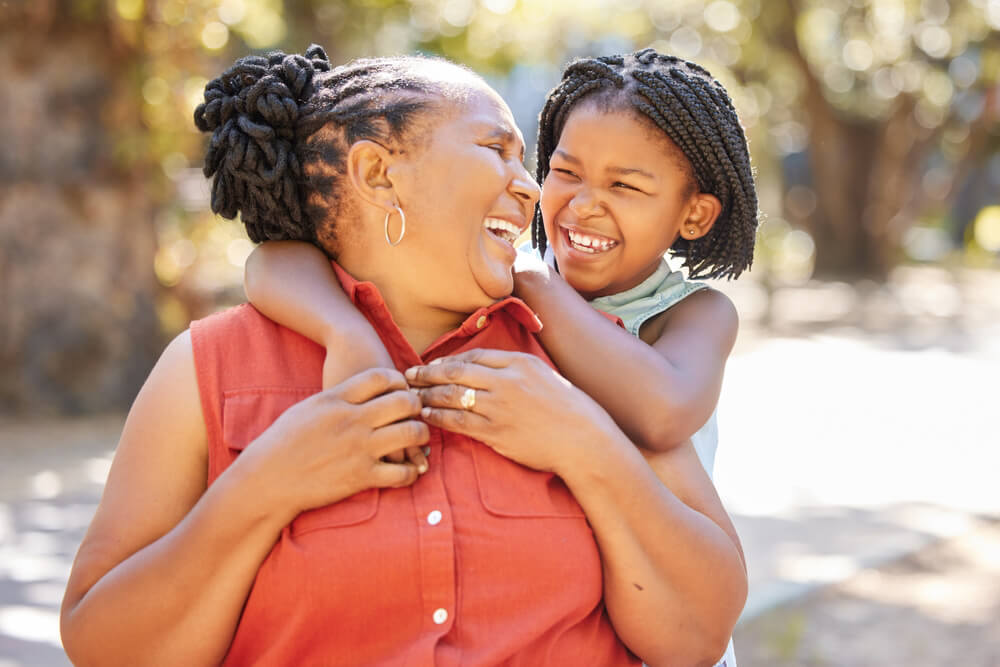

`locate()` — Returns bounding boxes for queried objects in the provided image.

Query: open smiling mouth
[484,218,522,245]
[563,227,619,254]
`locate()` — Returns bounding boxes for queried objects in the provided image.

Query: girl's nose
[568,189,603,218]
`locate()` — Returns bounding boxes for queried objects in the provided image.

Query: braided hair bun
[194,45,331,243]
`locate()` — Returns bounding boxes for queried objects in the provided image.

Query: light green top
[587,257,719,478]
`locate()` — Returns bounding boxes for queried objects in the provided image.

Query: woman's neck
[338,256,466,355]
[380,284,467,355]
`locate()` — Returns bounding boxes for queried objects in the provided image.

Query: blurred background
[1,0,998,665]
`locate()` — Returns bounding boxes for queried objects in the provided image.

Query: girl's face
[540,104,704,300]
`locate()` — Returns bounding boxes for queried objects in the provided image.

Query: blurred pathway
[0,417,119,667]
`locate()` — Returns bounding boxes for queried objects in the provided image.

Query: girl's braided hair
[533,48,759,279]
[194,45,455,254]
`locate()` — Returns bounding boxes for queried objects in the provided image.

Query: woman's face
[540,104,698,300]
[391,84,540,313]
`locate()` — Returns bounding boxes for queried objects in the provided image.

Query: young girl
[244,48,757,666]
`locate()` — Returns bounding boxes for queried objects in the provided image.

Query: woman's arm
[408,352,746,666]
[513,261,737,451]
[61,334,426,667]
[244,241,396,380]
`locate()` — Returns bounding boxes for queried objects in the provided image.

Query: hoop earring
[384,205,406,247]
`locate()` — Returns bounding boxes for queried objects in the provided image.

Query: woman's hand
[239,367,430,520]
[405,350,617,475]
[321,347,429,472]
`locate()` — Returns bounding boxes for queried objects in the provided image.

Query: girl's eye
[553,168,578,178]
[613,181,640,192]
[487,144,506,155]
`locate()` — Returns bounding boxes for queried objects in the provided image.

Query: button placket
[412,429,456,634]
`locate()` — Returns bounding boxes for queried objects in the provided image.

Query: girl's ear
[346,140,399,214]
[681,192,722,240]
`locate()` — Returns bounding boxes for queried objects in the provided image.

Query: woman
[60,45,745,666]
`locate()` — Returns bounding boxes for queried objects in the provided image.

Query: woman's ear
[346,140,398,213]
[682,192,722,240]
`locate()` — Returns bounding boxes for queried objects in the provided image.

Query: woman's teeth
[567,229,618,253]
[483,217,521,245]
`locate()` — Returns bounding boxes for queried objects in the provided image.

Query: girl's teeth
[567,229,616,252]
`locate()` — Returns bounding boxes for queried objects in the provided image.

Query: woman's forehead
[449,89,522,139]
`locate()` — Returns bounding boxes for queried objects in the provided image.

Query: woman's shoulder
[191,302,277,337]
[189,302,324,393]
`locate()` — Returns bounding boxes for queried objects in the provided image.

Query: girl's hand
[405,350,618,475]
[239,368,430,519]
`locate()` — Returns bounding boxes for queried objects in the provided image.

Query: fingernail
[421,407,432,418]
[418,461,428,474]
[429,358,443,365]
[405,367,418,380]
[408,387,420,395]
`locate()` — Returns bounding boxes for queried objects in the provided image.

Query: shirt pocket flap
[221,389,378,533]
[222,389,314,452]
[471,444,585,519]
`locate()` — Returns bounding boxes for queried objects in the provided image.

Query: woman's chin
[478,268,515,302]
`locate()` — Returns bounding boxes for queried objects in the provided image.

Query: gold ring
[459,387,476,410]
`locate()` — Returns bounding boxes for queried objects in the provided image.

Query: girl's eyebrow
[553,149,655,180]
[608,166,655,180]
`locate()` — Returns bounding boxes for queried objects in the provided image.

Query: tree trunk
[770,0,940,280]
[0,6,161,414]
[801,89,935,279]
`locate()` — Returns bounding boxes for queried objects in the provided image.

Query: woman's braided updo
[533,48,759,280]
[195,45,452,254]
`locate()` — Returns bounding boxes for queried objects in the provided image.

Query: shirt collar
[331,261,543,337]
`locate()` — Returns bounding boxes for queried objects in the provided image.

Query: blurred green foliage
[92,0,999,330]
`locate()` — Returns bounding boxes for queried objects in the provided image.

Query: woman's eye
[487,144,506,155]
[553,168,578,178]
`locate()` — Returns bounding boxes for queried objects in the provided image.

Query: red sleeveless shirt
[190,263,639,666]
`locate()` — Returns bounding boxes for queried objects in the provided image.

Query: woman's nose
[510,165,541,209]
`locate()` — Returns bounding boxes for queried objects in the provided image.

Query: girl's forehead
[556,104,690,176]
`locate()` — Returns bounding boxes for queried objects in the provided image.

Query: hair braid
[533,49,759,279]
[195,46,462,255]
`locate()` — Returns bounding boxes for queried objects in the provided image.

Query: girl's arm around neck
[244,241,426,470]
[513,262,737,451]
[244,240,395,376]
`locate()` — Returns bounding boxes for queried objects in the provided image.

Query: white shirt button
[433,608,448,625]
[427,510,443,526]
